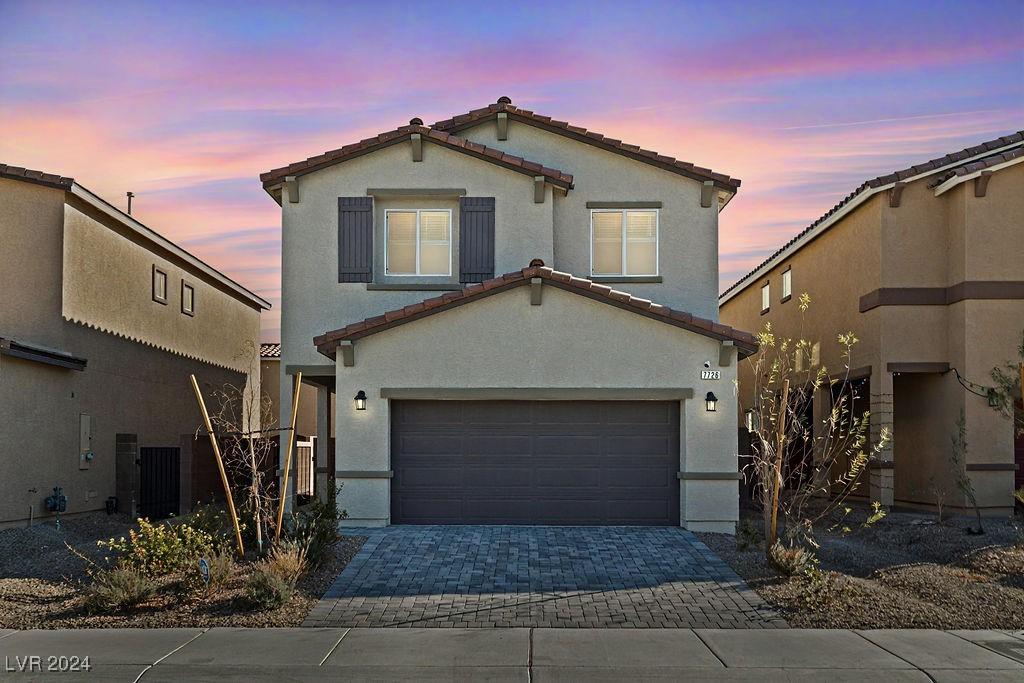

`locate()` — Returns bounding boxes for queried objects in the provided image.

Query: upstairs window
[181,282,195,316]
[385,209,452,276]
[591,209,658,276]
[761,282,770,313]
[152,266,168,304]
[782,267,792,301]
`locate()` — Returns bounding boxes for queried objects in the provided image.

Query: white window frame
[384,209,453,277]
[761,281,770,313]
[781,267,792,301]
[181,281,195,316]
[589,209,660,277]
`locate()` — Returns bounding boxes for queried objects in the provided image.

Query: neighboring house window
[385,209,452,276]
[181,282,195,316]
[781,267,792,301]
[591,209,658,276]
[152,266,168,304]
[760,282,770,313]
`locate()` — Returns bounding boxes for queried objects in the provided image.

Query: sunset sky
[2,1,1021,340]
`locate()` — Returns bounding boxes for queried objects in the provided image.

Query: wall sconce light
[705,391,718,412]
[987,388,1000,408]
[354,390,367,411]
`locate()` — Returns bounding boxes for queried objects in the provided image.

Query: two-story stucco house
[262,98,755,532]
[0,164,270,527]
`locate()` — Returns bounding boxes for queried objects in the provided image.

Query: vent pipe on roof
[497,96,512,104]
[126,192,134,215]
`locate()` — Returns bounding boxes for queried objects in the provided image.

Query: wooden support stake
[190,374,245,558]
[769,379,790,548]
[274,372,303,542]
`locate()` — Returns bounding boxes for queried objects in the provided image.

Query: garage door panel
[391,400,679,525]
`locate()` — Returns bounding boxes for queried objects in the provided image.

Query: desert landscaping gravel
[0,512,365,629]
[699,508,1024,629]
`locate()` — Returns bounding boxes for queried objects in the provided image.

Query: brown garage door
[390,400,680,525]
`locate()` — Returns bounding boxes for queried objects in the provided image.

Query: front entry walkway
[305,526,785,628]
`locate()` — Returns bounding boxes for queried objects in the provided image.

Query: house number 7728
[700,370,721,380]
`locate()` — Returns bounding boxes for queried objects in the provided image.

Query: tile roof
[930,146,1024,185]
[720,129,1024,301]
[260,123,573,192]
[260,343,281,358]
[432,98,740,191]
[0,163,74,191]
[314,261,757,359]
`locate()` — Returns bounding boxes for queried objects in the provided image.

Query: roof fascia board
[719,139,1024,305]
[69,184,271,310]
[932,155,1024,196]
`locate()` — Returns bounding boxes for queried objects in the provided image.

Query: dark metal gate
[139,447,180,519]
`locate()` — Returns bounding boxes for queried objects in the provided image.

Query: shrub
[83,565,156,613]
[268,541,308,583]
[768,541,815,576]
[186,503,244,552]
[736,519,762,551]
[100,519,213,577]
[284,493,347,568]
[243,542,306,610]
[205,550,235,591]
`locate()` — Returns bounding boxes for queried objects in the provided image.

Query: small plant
[950,412,984,535]
[1014,487,1024,507]
[736,519,762,551]
[243,541,307,610]
[767,541,815,576]
[800,563,837,610]
[284,494,346,568]
[100,519,214,576]
[204,550,236,593]
[83,565,156,613]
[186,503,245,552]
[267,541,308,583]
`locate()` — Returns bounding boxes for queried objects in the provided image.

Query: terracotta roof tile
[431,100,740,191]
[314,261,758,358]
[260,123,573,193]
[259,343,282,358]
[0,163,74,191]
[721,129,1024,300]
[930,146,1024,184]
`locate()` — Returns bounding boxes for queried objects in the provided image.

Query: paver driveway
[305,526,785,628]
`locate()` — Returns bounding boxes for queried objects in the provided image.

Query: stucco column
[869,369,895,507]
[315,384,331,502]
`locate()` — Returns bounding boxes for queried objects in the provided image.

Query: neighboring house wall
[720,154,1023,515]
[458,120,721,319]
[0,176,264,526]
[259,357,333,439]
[333,285,738,530]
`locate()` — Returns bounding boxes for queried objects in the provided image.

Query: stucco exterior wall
[280,141,554,370]
[0,177,262,525]
[458,120,721,319]
[720,161,1023,515]
[332,285,739,531]
[260,359,333,439]
[62,201,261,374]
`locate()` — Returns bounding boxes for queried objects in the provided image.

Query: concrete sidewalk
[1,627,1023,681]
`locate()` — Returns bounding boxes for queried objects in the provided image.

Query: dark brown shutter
[338,197,373,282]
[459,197,495,283]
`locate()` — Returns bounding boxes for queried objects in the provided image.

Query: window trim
[383,208,453,277]
[781,267,792,303]
[760,281,770,314]
[181,281,195,317]
[589,208,660,278]
[152,265,168,305]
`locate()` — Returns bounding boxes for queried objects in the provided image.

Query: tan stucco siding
[0,179,67,343]
[0,323,242,525]
[61,202,260,374]
[260,359,333,438]
[333,285,739,530]
[280,140,554,368]
[458,120,721,319]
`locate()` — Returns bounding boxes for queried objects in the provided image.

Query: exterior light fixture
[354,390,367,411]
[987,388,1000,408]
[705,391,718,412]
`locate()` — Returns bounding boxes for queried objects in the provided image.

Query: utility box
[79,414,93,470]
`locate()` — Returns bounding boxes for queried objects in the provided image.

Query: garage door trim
[380,387,694,401]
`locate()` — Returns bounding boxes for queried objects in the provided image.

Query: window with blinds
[385,209,452,276]
[590,209,658,276]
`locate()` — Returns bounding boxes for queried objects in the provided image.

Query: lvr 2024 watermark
[5,655,92,673]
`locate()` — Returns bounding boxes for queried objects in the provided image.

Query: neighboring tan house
[261,97,756,531]
[0,164,270,527]
[719,131,1024,516]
